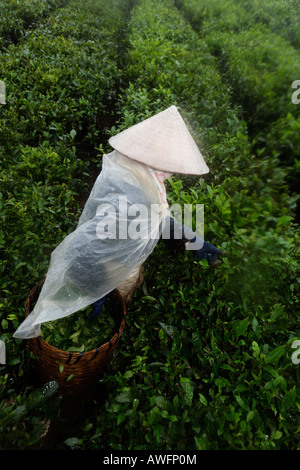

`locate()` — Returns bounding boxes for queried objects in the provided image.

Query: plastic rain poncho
[14,151,170,339]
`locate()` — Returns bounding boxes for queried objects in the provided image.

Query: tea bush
[0,0,69,51]
[178,0,300,198]
[63,0,299,451]
[1,0,299,452]
[112,0,252,186]
[0,2,124,160]
[235,0,300,49]
[176,0,300,49]
[0,0,127,326]
[0,0,136,450]
[202,26,300,132]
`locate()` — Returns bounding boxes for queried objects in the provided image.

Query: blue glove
[89,296,106,320]
[189,237,223,266]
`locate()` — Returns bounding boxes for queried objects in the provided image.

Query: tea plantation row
[0,0,299,452]
[0,0,69,51]
[178,0,300,195]
[0,0,136,450]
[68,0,299,451]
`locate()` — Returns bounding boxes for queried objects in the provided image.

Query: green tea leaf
[155,396,169,409]
[235,317,250,339]
[117,413,126,425]
[115,391,132,403]
[265,345,286,364]
[158,322,175,338]
[281,387,296,412]
[124,370,135,379]
[70,129,77,139]
[199,393,207,406]
[252,341,260,358]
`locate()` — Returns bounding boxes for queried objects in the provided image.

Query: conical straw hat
[108,105,209,175]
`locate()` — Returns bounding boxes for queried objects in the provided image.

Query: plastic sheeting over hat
[109,105,209,175]
[13,151,170,339]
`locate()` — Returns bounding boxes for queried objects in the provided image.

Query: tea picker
[14,106,223,339]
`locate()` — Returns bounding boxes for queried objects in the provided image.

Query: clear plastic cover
[14,151,169,339]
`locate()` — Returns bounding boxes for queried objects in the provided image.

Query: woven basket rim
[25,279,126,360]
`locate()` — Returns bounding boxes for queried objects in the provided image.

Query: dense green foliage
[179,0,300,193]
[41,304,116,353]
[0,0,69,51]
[0,0,299,451]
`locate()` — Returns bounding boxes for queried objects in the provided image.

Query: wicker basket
[25,279,126,395]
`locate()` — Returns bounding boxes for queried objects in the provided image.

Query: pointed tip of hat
[109,105,209,175]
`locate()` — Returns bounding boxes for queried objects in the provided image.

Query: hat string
[148,168,172,207]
